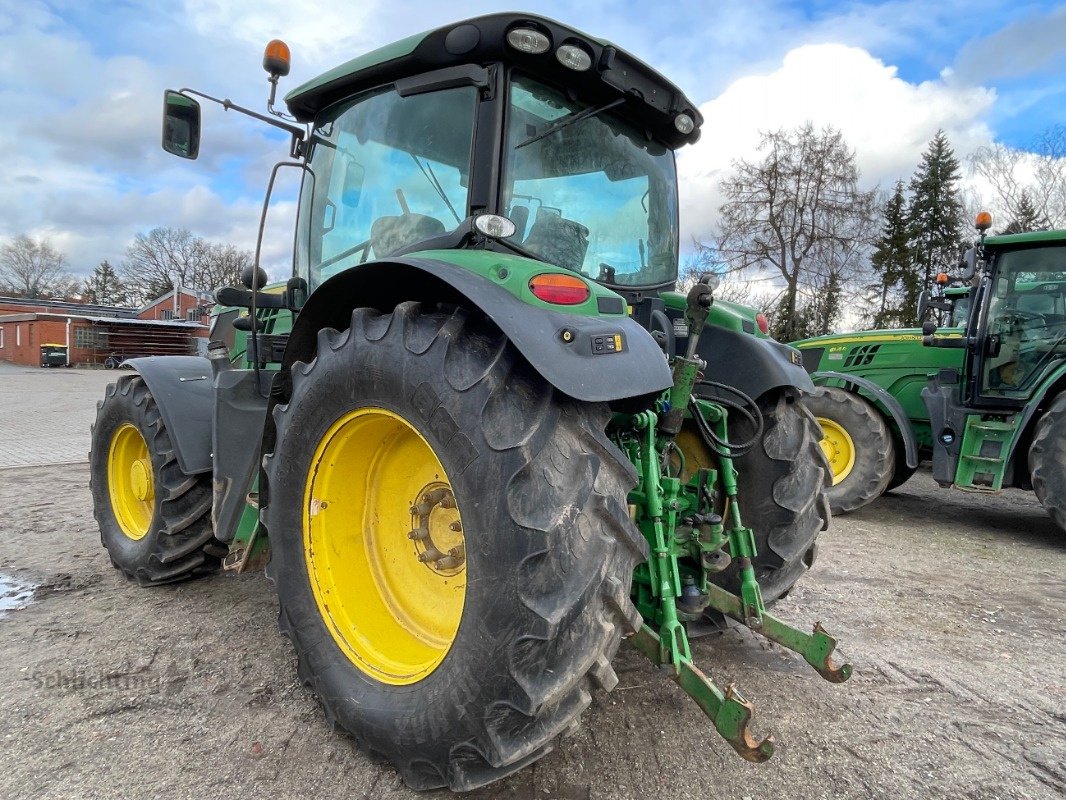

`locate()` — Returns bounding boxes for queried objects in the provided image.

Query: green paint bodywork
[792,326,966,453]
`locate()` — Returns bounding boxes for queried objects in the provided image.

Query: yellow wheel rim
[107,423,155,540]
[816,417,856,486]
[304,407,467,686]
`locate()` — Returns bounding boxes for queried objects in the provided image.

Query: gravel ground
[0,367,1063,799]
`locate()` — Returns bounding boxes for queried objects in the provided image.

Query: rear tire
[1029,393,1066,533]
[89,376,223,584]
[806,386,894,514]
[263,303,647,791]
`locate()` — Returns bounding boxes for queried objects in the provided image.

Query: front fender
[284,258,673,403]
[122,356,213,475]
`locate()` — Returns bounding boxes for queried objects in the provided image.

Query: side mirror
[162,90,201,159]
[918,290,930,321]
[958,247,977,281]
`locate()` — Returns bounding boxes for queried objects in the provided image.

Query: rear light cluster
[529,273,590,305]
[756,313,770,334]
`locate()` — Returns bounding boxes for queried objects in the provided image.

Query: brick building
[0,289,213,367]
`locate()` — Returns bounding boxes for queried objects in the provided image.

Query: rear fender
[283,257,673,403]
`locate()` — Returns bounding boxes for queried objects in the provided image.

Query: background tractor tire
[806,385,894,514]
[717,389,831,603]
[263,302,647,792]
[1029,393,1066,533]
[89,376,224,584]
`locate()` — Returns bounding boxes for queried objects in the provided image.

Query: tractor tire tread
[264,302,646,791]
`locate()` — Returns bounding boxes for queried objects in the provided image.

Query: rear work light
[529,273,590,305]
[506,27,551,54]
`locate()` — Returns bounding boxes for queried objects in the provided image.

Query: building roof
[0,311,203,328]
[0,295,136,318]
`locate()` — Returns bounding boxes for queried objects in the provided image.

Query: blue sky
[2,1,1064,277]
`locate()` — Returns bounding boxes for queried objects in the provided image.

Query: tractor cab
[922,216,1066,493]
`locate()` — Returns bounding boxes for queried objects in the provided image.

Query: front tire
[89,376,222,584]
[263,303,646,791]
[1030,393,1066,533]
[806,386,894,514]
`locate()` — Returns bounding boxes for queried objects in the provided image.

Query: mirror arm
[177,88,305,154]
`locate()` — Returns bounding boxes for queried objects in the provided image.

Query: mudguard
[694,326,815,401]
[814,370,920,469]
[122,356,213,475]
[283,257,673,403]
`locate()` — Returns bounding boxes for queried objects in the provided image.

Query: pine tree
[999,190,1048,234]
[906,131,964,325]
[85,260,128,306]
[868,181,914,328]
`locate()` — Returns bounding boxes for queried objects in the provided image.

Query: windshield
[502,74,679,287]
[982,245,1066,397]
[298,86,477,289]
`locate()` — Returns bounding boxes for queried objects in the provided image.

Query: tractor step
[955,414,1018,492]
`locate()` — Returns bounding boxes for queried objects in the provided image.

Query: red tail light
[755,313,769,334]
[529,273,590,305]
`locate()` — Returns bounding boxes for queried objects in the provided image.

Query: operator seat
[371,213,445,258]
[522,211,589,271]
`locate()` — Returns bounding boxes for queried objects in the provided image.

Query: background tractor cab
[921,213,1066,528]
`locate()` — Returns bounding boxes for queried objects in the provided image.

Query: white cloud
[678,43,996,244]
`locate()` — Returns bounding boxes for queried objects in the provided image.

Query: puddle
[0,572,37,617]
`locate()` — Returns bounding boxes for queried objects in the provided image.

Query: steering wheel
[996,309,1046,327]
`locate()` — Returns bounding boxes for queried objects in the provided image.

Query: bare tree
[969,125,1066,228]
[120,227,252,304]
[0,235,74,299]
[715,123,876,341]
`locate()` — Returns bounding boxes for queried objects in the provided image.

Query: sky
[2,0,1065,280]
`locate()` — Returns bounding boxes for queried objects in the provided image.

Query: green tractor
[89,15,847,791]
[794,216,1066,532]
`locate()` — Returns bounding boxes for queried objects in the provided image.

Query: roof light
[756,313,770,334]
[529,273,590,305]
[975,210,993,232]
[506,27,551,54]
[936,272,950,285]
[556,43,592,71]
[474,214,516,239]
[674,113,695,135]
[263,39,291,77]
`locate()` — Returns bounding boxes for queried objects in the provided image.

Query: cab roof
[283,12,702,149]
[985,229,1066,247]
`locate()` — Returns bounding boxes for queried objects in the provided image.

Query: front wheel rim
[304,407,467,686]
[816,417,856,485]
[107,423,155,540]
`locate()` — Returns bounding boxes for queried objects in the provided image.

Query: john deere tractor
[89,15,847,791]
[795,215,1066,532]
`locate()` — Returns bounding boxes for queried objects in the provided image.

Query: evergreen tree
[999,190,1048,234]
[906,131,964,325]
[868,181,914,328]
[85,260,128,306]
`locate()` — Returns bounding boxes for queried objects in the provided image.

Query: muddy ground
[0,460,1062,800]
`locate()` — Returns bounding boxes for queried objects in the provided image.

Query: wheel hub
[409,483,465,576]
[816,417,856,485]
[130,459,151,501]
